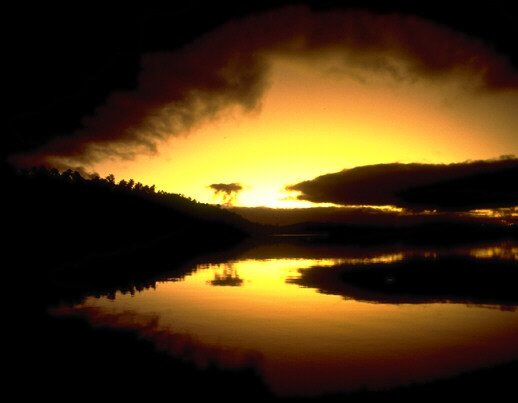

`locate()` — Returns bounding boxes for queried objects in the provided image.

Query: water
[51,240,518,398]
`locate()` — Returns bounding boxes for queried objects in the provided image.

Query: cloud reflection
[289,253,518,309]
[208,263,244,286]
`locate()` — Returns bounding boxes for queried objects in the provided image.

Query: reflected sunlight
[468,244,518,260]
[53,254,518,397]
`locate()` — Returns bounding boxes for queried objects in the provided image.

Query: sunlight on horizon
[90,55,518,208]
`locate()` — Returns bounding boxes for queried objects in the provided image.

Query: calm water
[51,240,518,397]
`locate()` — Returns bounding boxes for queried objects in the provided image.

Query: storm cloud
[9,5,518,170]
[286,157,518,211]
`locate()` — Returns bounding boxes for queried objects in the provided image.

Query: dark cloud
[7,5,518,170]
[208,183,244,205]
[286,157,518,211]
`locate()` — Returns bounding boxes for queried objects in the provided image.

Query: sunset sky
[6,3,518,211]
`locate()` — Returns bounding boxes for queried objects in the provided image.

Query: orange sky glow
[13,7,518,209]
[91,55,518,208]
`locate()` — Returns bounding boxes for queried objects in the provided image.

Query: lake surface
[51,240,518,398]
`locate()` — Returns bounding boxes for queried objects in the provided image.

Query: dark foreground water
[50,239,518,399]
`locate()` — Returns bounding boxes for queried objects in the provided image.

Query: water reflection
[468,242,518,260]
[327,252,406,265]
[290,255,518,308]
[51,241,518,398]
[208,263,244,287]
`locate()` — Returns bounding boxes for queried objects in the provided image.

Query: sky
[5,2,518,211]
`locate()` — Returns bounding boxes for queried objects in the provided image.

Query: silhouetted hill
[4,162,518,403]
[4,162,516,304]
[2,163,266,304]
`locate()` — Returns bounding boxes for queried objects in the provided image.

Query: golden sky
[91,54,518,207]
[12,6,518,208]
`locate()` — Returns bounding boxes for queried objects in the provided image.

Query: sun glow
[91,55,518,208]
